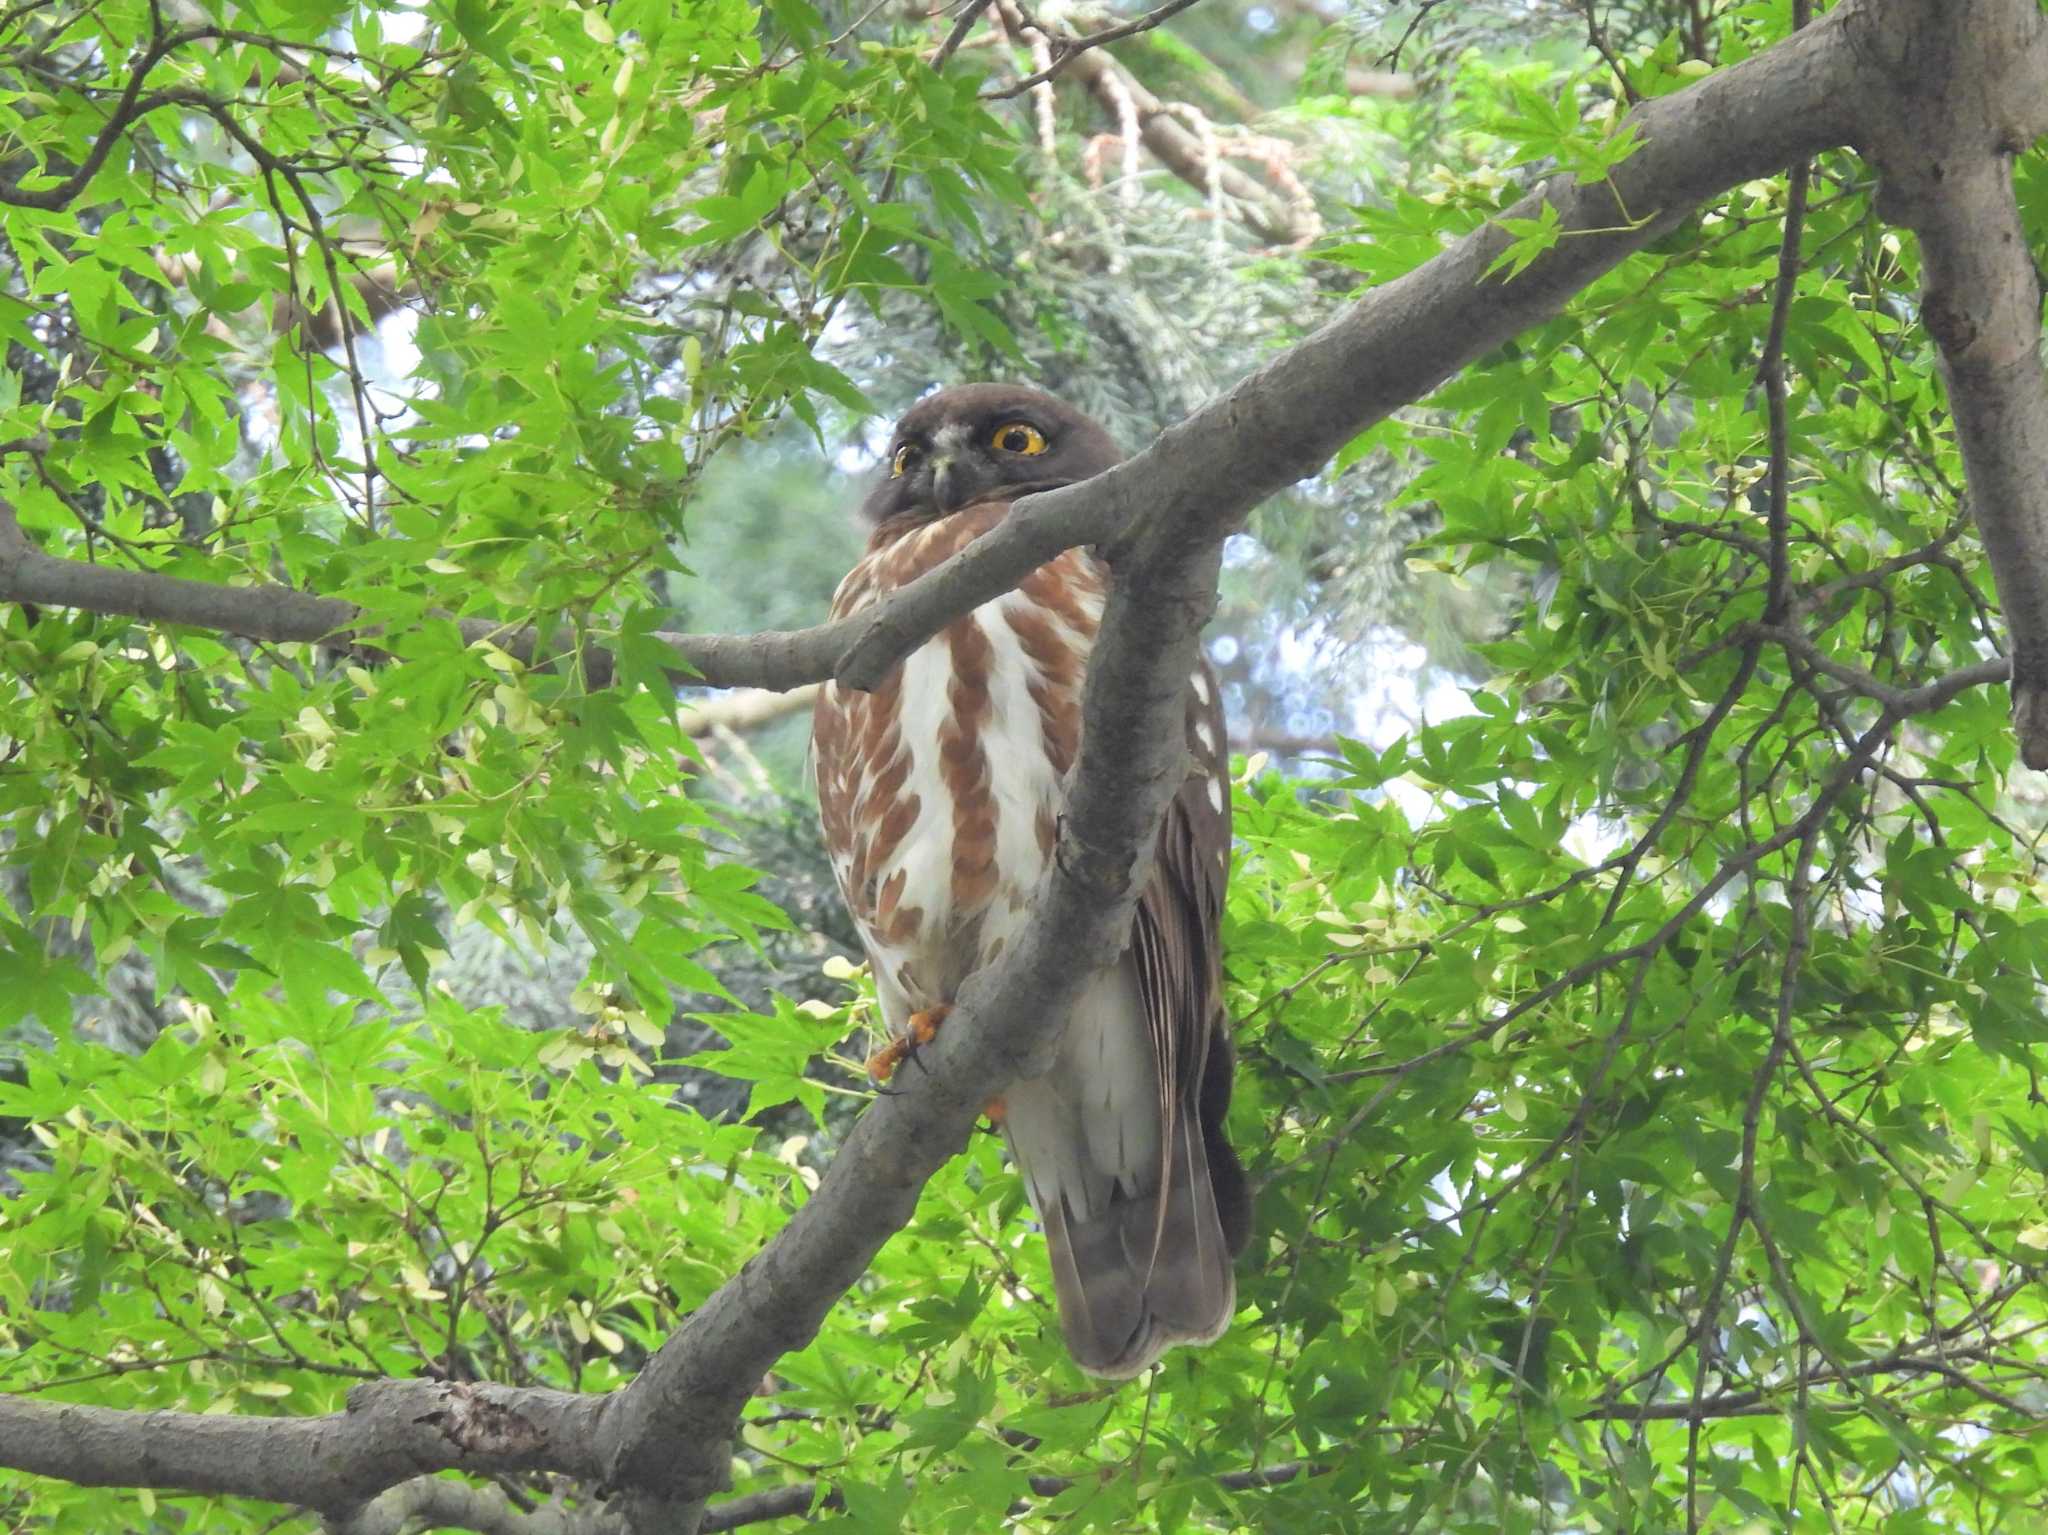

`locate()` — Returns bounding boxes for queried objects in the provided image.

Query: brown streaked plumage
[812,384,1249,1378]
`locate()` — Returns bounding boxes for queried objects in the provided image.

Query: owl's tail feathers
[1039,1108,1241,1379]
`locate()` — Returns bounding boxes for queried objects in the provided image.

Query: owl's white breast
[813,510,1104,1011]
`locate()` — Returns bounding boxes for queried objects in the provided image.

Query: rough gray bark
[0,1380,607,1513]
[1851,8,2048,766]
[4,3,2047,1532]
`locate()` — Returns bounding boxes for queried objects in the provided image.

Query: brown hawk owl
[811,384,1250,1377]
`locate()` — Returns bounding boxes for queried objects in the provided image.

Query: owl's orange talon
[865,1005,951,1088]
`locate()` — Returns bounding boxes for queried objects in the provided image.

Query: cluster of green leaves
[0,0,1021,1030]
[0,989,804,1516]
[0,0,1030,1522]
[1195,16,2047,1532]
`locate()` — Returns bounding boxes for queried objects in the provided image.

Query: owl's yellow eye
[890,444,918,477]
[992,422,1048,456]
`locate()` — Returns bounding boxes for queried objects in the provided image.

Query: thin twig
[1759,139,1813,623]
[929,0,997,70]
[983,0,1210,98]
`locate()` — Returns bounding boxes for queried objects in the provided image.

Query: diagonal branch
[0,23,217,211]
[592,11,1875,1530]
[0,3,1860,705]
[929,0,998,71]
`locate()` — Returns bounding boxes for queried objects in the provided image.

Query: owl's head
[859,384,1123,525]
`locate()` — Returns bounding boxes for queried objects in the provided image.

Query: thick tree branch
[1851,7,2048,763]
[594,11,1873,1530]
[0,1381,607,1517]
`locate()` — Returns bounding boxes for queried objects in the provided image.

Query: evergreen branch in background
[334,1475,609,1535]
[151,243,415,348]
[991,0,1318,245]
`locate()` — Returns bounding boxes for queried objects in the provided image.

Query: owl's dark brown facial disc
[859,384,1123,527]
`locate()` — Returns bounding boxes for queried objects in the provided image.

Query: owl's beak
[930,455,965,513]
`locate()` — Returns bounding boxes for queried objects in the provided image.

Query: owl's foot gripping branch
[863,1004,951,1089]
